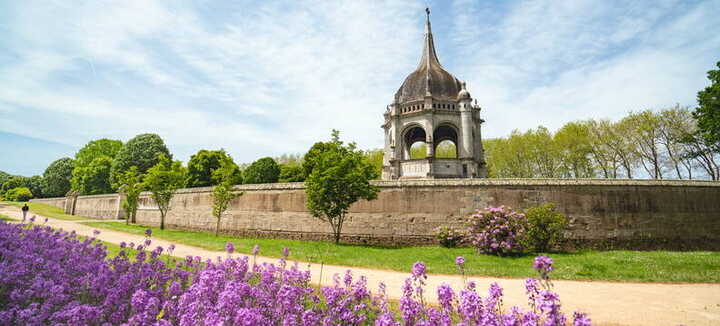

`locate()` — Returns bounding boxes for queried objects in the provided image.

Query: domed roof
[394,9,462,104]
[457,81,471,100]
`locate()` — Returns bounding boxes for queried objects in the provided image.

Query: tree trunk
[131,210,136,224]
[215,216,221,236]
[160,211,165,230]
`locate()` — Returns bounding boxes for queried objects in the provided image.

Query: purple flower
[168,244,175,253]
[573,312,592,326]
[282,247,290,257]
[411,261,426,279]
[144,229,152,237]
[29,215,36,223]
[251,244,260,255]
[455,256,465,267]
[225,242,235,254]
[144,239,152,247]
[44,217,49,224]
[93,229,100,236]
[533,256,554,273]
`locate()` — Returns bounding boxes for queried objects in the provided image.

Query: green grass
[0,214,14,222]
[2,201,87,221]
[82,221,720,283]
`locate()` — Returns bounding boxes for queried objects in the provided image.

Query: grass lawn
[2,201,87,221]
[82,221,720,283]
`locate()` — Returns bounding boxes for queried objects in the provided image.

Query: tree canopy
[693,60,720,152]
[305,130,379,244]
[186,149,242,187]
[243,157,280,184]
[143,154,187,230]
[42,158,75,197]
[111,134,170,186]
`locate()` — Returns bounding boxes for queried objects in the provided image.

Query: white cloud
[1,0,718,170]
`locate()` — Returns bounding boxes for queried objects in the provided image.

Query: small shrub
[4,187,33,202]
[434,226,464,248]
[468,205,527,256]
[523,203,568,253]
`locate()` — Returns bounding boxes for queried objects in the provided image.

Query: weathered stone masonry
[32,179,720,250]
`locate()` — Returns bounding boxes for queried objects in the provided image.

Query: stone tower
[381,8,487,180]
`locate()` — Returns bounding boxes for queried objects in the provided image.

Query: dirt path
[2,206,718,326]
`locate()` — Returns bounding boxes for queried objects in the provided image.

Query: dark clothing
[22,205,29,212]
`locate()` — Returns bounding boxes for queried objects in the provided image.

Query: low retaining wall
[30,197,66,210]
[34,179,720,249]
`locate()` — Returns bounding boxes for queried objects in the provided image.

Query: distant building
[382,8,487,180]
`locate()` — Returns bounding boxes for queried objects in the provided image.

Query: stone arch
[433,123,459,158]
[402,124,427,160]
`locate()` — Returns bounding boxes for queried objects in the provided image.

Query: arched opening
[435,140,457,158]
[433,124,458,158]
[403,126,427,160]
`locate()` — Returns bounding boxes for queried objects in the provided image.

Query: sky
[1,0,719,176]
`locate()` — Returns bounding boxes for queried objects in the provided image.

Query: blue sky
[1,0,719,176]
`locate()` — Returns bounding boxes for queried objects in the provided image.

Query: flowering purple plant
[468,205,528,256]
[0,220,591,325]
[225,241,235,254]
[252,244,260,255]
[144,228,152,237]
[435,226,465,248]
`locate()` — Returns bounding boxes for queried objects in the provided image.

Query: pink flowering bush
[0,220,591,325]
[468,205,528,256]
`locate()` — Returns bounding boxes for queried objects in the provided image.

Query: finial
[461,81,467,89]
[426,7,430,16]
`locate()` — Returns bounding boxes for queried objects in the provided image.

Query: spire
[418,7,442,71]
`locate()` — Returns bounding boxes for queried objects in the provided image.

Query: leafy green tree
[74,139,123,168]
[624,111,664,179]
[694,60,720,152]
[117,167,143,224]
[303,142,335,178]
[27,176,44,199]
[42,158,75,197]
[143,154,186,230]
[0,171,12,191]
[111,134,170,186]
[522,203,568,253]
[211,163,243,236]
[305,130,379,244]
[71,138,122,194]
[4,187,33,202]
[278,164,305,182]
[1,176,29,195]
[187,149,242,187]
[243,157,280,184]
[72,156,114,195]
[554,122,594,178]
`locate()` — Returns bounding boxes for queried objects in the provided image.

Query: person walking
[21,204,29,221]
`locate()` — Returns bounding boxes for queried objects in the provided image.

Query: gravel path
[2,205,718,326]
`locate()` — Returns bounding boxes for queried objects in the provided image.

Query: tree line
[484,106,718,180]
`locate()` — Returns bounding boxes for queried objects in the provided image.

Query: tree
[278,164,305,183]
[111,134,170,186]
[0,171,12,191]
[142,154,186,230]
[243,157,280,184]
[186,149,242,187]
[117,167,143,224]
[71,139,123,194]
[211,163,243,236]
[305,130,379,244]
[303,142,335,178]
[1,176,29,195]
[693,60,720,152]
[4,187,33,202]
[624,111,665,179]
[42,158,75,197]
[27,176,44,199]
[657,106,695,179]
[74,139,123,168]
[554,122,595,178]
[71,156,114,195]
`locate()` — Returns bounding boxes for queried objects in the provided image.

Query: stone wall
[71,193,123,220]
[30,197,66,210]
[35,179,720,249]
